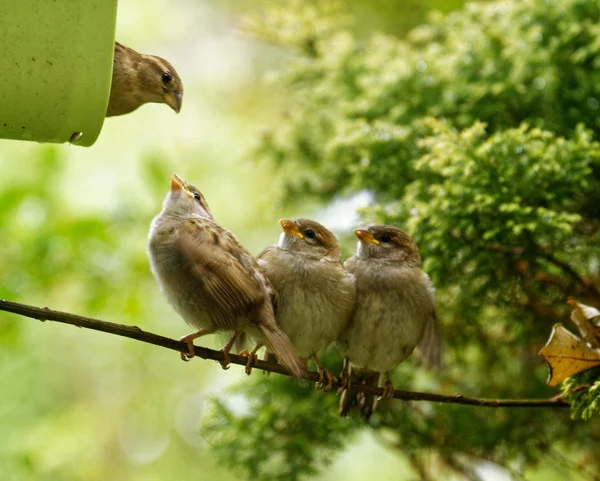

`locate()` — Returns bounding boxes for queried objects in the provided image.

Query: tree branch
[479,238,600,301]
[0,298,570,409]
[534,242,600,301]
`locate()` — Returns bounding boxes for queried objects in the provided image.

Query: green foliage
[203,371,357,481]
[400,121,600,314]
[201,0,600,479]
[563,367,600,421]
[251,0,600,202]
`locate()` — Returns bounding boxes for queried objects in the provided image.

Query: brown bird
[106,42,183,117]
[255,218,356,388]
[338,225,440,419]
[147,174,305,378]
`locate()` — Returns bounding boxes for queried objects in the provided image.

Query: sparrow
[146,174,306,378]
[255,219,356,388]
[338,225,440,419]
[106,42,183,117]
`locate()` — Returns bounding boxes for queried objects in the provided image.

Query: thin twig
[0,298,570,408]
[481,237,600,301]
[483,242,525,256]
[534,242,600,301]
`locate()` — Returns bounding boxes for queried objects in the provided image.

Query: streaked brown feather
[176,219,265,327]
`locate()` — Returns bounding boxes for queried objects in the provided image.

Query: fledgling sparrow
[106,42,183,117]
[147,174,306,378]
[255,219,356,388]
[338,225,440,419]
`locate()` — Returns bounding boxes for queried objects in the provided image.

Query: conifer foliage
[203,0,600,479]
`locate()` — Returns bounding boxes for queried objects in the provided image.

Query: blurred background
[2,0,600,480]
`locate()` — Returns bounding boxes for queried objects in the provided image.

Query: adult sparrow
[147,174,305,378]
[255,219,356,388]
[338,225,440,419]
[106,42,183,117]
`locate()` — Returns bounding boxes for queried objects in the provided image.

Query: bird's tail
[339,369,381,420]
[339,387,358,417]
[358,371,381,420]
[258,322,306,379]
[339,357,356,417]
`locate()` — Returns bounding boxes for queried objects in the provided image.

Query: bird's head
[161,174,212,220]
[140,55,183,113]
[277,218,341,260]
[353,225,421,266]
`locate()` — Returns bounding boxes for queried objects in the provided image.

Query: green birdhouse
[0,0,118,147]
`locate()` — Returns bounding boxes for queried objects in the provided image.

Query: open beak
[164,91,183,113]
[353,228,379,245]
[170,173,186,192]
[279,219,304,239]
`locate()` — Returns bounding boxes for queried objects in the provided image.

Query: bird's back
[148,214,268,332]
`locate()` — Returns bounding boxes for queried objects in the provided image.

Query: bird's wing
[412,271,441,368]
[176,219,266,328]
[255,245,280,309]
[417,311,441,368]
[107,42,143,116]
[256,244,277,260]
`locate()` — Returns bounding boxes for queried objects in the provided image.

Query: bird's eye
[305,229,316,239]
[193,193,202,201]
[380,234,392,243]
[162,72,173,84]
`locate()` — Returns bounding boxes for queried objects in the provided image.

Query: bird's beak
[353,229,379,245]
[164,91,183,113]
[279,219,304,239]
[170,173,186,192]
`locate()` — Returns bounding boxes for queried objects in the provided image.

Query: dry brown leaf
[567,298,600,346]
[539,323,600,386]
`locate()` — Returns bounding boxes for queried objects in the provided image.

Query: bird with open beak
[338,225,440,419]
[106,42,183,117]
[147,174,306,379]
[254,218,356,389]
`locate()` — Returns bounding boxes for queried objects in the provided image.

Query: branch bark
[534,242,600,301]
[0,298,570,409]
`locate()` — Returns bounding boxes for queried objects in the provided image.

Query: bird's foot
[179,335,197,361]
[219,331,243,370]
[245,352,257,376]
[218,348,231,370]
[315,367,337,392]
[239,349,258,375]
[310,355,336,391]
[337,367,351,395]
[178,329,215,362]
[261,350,274,376]
[382,378,395,401]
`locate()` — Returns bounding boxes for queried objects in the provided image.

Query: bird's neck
[161,209,212,222]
